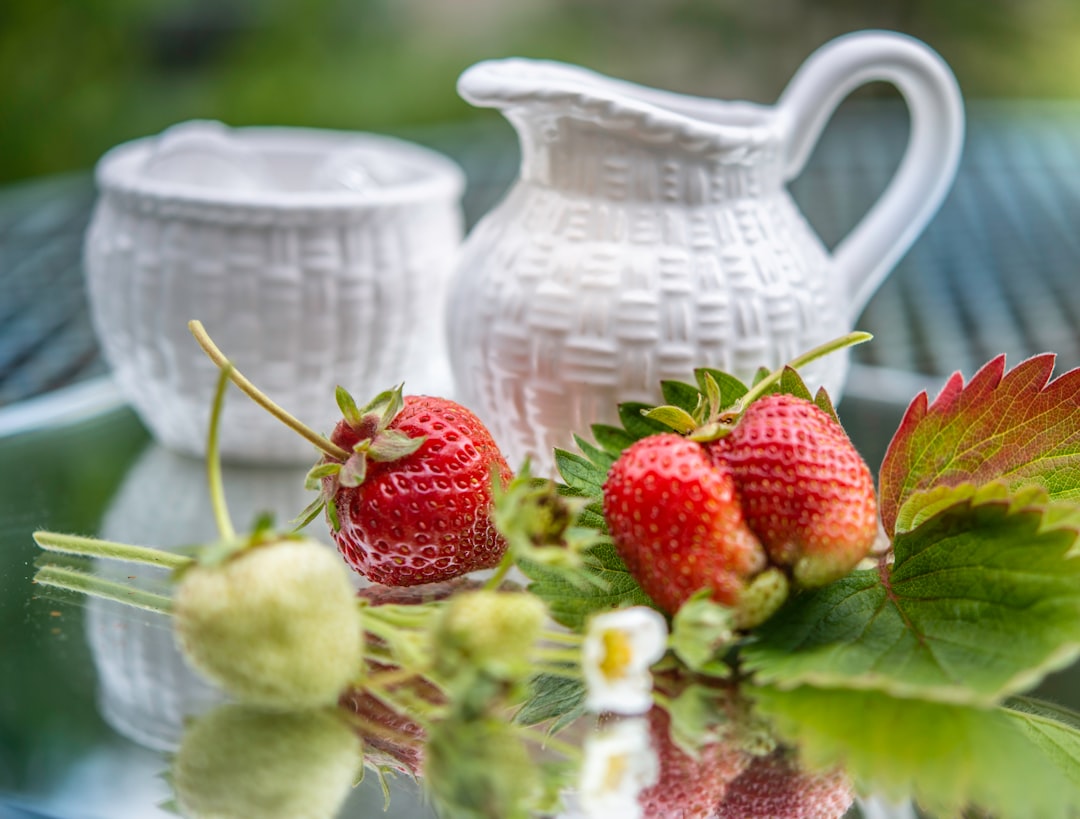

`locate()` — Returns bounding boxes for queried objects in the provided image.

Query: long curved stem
[736,330,873,410]
[188,320,349,461]
[207,365,236,541]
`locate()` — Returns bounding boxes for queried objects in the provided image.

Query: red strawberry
[602,434,767,614]
[637,704,751,819]
[709,394,878,588]
[319,390,513,586]
[715,748,853,819]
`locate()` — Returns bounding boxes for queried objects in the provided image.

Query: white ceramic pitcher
[445,30,963,474]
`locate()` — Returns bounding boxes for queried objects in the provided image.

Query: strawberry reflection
[172,704,362,819]
[337,579,472,777]
[85,442,327,750]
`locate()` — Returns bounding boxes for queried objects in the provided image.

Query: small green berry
[733,567,790,629]
[172,703,362,819]
[173,538,362,710]
[434,589,548,682]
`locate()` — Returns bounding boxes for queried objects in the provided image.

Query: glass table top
[5,394,1080,818]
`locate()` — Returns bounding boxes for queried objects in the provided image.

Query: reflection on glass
[171,704,362,819]
[85,442,327,751]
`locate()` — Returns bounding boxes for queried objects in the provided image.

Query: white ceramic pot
[85,121,465,464]
[446,31,964,474]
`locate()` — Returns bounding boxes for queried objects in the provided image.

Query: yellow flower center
[600,629,634,680]
[603,752,629,791]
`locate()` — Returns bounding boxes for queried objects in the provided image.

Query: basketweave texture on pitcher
[448,174,836,470]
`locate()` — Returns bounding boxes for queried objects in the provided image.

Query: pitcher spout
[458,58,775,141]
[458,58,781,201]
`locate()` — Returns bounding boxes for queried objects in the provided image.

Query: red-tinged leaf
[879,354,1080,536]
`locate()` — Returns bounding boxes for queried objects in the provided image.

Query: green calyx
[334,383,426,471]
[640,331,871,441]
[295,383,426,533]
[177,514,304,577]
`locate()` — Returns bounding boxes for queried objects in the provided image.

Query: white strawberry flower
[577,716,658,819]
[582,606,668,715]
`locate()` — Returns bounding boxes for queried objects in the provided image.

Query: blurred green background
[3,0,1080,184]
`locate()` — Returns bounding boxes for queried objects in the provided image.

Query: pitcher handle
[777,30,964,320]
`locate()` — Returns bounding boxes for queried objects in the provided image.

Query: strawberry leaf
[571,434,617,476]
[1002,696,1080,791]
[751,684,1080,819]
[514,673,586,730]
[519,541,657,630]
[742,491,1080,705]
[880,354,1080,536]
[553,448,606,497]
[590,424,636,457]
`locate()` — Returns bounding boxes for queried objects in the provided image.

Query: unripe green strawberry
[173,538,363,710]
[714,748,853,818]
[603,434,767,614]
[172,703,362,819]
[709,394,878,588]
[434,589,549,682]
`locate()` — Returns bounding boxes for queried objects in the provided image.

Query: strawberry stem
[207,364,236,541]
[188,320,350,462]
[482,552,515,591]
[33,564,174,614]
[532,646,583,666]
[33,531,193,570]
[363,665,425,691]
[734,331,873,412]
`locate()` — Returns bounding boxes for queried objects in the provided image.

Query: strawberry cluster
[603,392,878,625]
